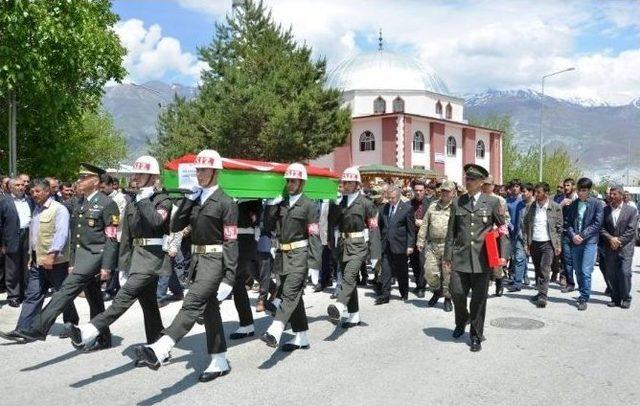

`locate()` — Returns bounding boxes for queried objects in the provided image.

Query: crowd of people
[0,150,637,381]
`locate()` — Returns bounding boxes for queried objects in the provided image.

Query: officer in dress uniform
[327,167,381,328]
[443,164,509,352]
[228,199,262,340]
[68,156,172,355]
[10,163,119,351]
[135,149,238,383]
[260,163,322,351]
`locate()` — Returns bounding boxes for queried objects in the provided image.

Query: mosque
[314,34,502,184]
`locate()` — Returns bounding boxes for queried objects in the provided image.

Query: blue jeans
[511,238,528,287]
[156,268,184,300]
[571,242,597,301]
[562,236,574,286]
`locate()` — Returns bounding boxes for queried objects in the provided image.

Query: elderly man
[0,177,33,306]
[0,179,78,343]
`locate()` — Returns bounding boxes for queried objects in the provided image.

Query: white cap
[194,149,223,170]
[132,155,160,175]
[284,163,307,180]
[341,166,361,183]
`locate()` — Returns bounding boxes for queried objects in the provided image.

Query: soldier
[327,167,381,327]
[5,163,119,350]
[443,164,509,352]
[482,175,511,297]
[135,149,237,383]
[416,180,455,312]
[68,156,171,355]
[228,199,262,340]
[260,163,322,351]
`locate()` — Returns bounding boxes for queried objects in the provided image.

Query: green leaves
[151,0,351,164]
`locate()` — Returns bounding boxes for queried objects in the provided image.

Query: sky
[111,0,640,105]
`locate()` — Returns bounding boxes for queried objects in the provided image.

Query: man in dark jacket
[600,186,638,308]
[564,177,603,311]
[376,185,416,304]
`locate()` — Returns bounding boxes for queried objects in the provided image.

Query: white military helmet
[284,163,307,180]
[341,166,361,183]
[132,155,160,175]
[194,149,223,170]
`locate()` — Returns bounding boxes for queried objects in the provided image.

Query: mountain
[102,81,197,158]
[464,89,640,181]
[102,82,639,182]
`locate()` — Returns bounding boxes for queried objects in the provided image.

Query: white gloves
[216,282,233,301]
[270,247,277,259]
[136,187,155,202]
[265,195,283,206]
[186,185,203,201]
[370,259,378,269]
[118,270,129,286]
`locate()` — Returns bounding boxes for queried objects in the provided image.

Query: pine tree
[152,0,351,163]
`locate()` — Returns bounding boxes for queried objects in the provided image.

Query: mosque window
[446,136,457,156]
[445,103,452,119]
[374,96,386,114]
[476,140,486,159]
[360,131,376,151]
[413,131,425,152]
[435,101,443,115]
[392,96,405,113]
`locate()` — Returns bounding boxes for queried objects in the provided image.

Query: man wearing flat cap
[5,163,120,350]
[443,164,510,352]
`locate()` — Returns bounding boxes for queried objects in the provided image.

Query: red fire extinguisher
[485,229,501,267]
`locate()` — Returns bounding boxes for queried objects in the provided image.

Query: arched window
[476,140,486,159]
[392,96,405,113]
[413,131,425,152]
[435,100,443,115]
[445,103,452,119]
[360,131,375,151]
[446,136,457,156]
[373,96,386,114]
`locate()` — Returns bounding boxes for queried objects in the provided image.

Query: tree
[152,0,352,163]
[0,0,126,177]
[470,114,581,186]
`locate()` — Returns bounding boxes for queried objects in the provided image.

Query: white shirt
[86,190,99,202]
[13,195,31,229]
[345,191,359,207]
[626,201,637,209]
[472,192,481,206]
[532,200,550,242]
[200,185,219,205]
[612,204,622,227]
[289,193,302,208]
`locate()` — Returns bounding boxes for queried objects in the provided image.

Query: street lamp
[538,67,575,182]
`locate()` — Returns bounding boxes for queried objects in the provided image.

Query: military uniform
[29,189,119,345]
[161,187,238,355]
[328,192,381,323]
[78,191,172,345]
[232,200,261,332]
[417,197,453,298]
[444,176,509,345]
[265,194,322,336]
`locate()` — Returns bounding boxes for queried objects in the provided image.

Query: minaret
[378,28,383,51]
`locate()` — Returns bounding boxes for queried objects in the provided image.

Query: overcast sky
[112,0,640,105]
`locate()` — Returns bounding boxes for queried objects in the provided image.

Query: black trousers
[409,249,426,290]
[3,228,30,300]
[450,271,490,339]
[604,250,633,303]
[380,249,409,298]
[338,258,364,313]
[531,241,554,298]
[16,263,78,331]
[319,246,334,286]
[33,270,110,340]
[233,254,255,327]
[274,271,308,333]
[257,252,276,301]
[91,273,163,344]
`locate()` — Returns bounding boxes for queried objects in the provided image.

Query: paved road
[1,253,639,406]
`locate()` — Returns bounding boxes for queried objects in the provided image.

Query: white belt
[238,227,256,235]
[278,239,308,252]
[132,238,164,246]
[341,231,366,239]
[191,244,224,254]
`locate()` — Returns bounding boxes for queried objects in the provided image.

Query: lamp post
[538,67,575,182]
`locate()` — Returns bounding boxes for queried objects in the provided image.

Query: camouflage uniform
[417,198,453,297]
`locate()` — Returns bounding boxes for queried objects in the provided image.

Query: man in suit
[0,177,33,306]
[565,177,603,311]
[443,164,509,352]
[600,186,638,309]
[522,182,563,308]
[376,185,416,304]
